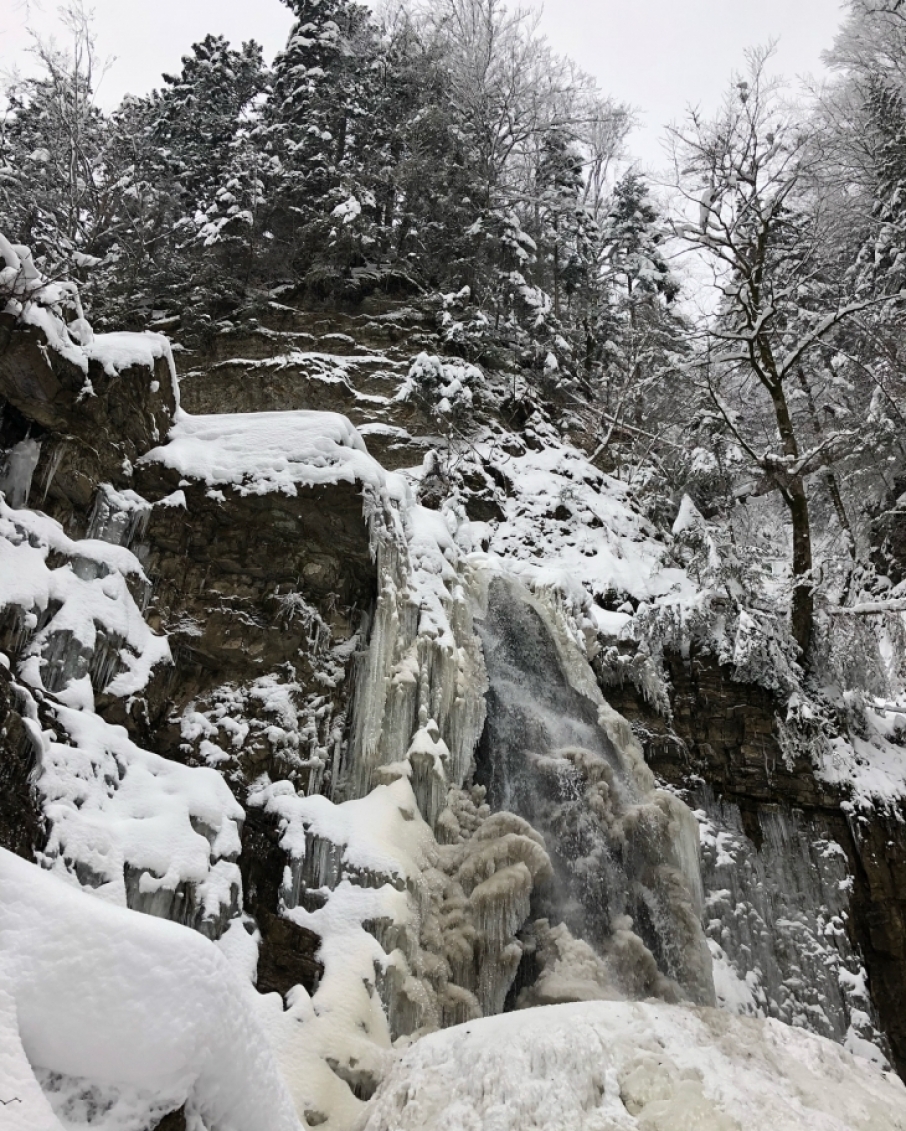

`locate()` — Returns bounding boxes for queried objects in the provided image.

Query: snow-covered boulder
[363,1000,906,1131]
[0,847,302,1131]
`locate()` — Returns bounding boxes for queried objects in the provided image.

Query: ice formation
[474,574,714,1006]
[695,794,887,1063]
[0,498,170,698]
[40,703,244,935]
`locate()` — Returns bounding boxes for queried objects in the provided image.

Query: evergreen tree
[536,129,595,320]
[601,171,679,302]
[150,35,267,216]
[589,173,685,458]
[264,0,381,278]
[853,75,906,296]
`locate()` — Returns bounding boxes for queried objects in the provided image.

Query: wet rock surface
[0,665,42,859]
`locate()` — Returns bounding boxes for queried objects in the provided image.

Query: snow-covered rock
[0,847,302,1131]
[363,1000,906,1131]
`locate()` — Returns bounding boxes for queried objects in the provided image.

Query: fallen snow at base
[141,408,400,497]
[0,847,302,1131]
[363,1000,906,1131]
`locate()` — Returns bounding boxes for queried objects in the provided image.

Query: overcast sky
[1,0,847,169]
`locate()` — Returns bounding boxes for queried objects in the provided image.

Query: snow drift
[363,1000,906,1131]
[0,848,302,1131]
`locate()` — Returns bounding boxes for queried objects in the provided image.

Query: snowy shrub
[0,233,91,343]
[436,286,493,361]
[396,352,480,432]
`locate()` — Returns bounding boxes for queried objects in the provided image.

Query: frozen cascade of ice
[474,574,715,1006]
[0,437,41,507]
[339,497,488,808]
[696,789,888,1064]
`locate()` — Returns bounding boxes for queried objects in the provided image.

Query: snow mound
[0,847,302,1131]
[40,703,244,935]
[141,408,394,496]
[363,1001,906,1131]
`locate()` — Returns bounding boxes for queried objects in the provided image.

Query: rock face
[130,469,376,769]
[239,806,323,996]
[603,645,906,1074]
[0,307,377,1020]
[0,313,177,525]
[0,665,42,858]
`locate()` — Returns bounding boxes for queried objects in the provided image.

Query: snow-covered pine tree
[601,171,679,303]
[150,35,267,218]
[264,0,382,283]
[90,35,269,328]
[536,128,596,321]
[852,75,906,297]
[588,172,685,457]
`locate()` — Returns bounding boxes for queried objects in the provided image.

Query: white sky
[0,0,847,169]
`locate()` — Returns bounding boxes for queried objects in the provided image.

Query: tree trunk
[767,376,815,661]
[785,476,814,660]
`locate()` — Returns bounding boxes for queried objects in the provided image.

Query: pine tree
[264,0,381,278]
[853,75,906,296]
[536,129,596,321]
[601,172,679,302]
[150,35,267,216]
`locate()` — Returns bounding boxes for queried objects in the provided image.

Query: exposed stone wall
[602,645,906,1077]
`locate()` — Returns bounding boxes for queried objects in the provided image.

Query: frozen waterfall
[474,575,714,1007]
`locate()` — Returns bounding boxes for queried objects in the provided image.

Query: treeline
[0,1,675,363]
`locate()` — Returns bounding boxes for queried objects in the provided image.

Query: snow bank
[0,848,302,1131]
[140,409,395,496]
[40,704,244,936]
[363,1000,906,1131]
